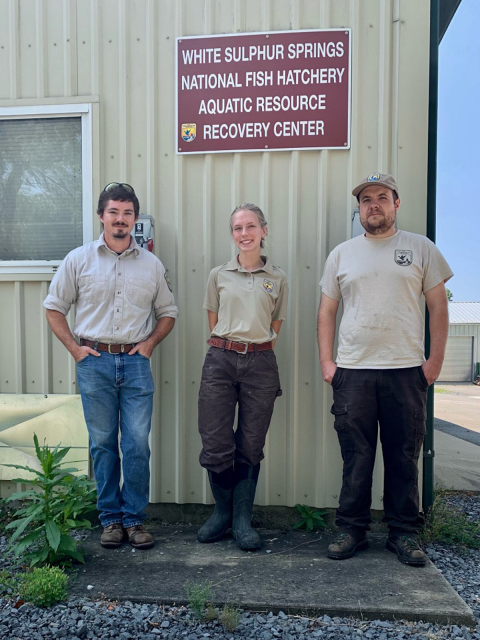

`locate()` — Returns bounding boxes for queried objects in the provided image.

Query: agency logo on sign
[181,123,196,142]
[395,250,413,266]
[263,279,274,293]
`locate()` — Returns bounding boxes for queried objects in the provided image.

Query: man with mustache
[44,183,178,550]
[317,173,453,566]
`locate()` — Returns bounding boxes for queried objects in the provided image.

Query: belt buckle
[237,341,249,354]
[107,344,114,354]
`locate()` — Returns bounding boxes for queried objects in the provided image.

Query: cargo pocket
[331,403,354,463]
[409,408,427,458]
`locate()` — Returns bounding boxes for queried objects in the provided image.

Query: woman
[197,203,288,550]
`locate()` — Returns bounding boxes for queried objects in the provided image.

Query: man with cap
[44,183,178,550]
[317,172,453,566]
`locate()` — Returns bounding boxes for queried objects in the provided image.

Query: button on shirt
[43,234,178,344]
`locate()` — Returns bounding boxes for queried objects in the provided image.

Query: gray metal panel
[449,303,480,324]
[439,335,474,382]
[0,0,433,509]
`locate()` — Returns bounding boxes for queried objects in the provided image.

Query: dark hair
[230,203,268,249]
[97,185,140,218]
[356,189,399,203]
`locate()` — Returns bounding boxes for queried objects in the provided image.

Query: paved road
[433,382,480,491]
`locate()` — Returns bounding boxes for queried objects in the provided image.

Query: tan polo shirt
[204,256,288,343]
[43,234,178,344]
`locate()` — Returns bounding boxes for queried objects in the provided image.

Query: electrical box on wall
[351,208,363,238]
[132,214,155,251]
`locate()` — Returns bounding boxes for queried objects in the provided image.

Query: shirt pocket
[78,275,109,304]
[127,277,155,307]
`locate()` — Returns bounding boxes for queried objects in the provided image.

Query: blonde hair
[230,203,268,248]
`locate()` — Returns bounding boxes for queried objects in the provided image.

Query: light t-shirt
[204,256,288,343]
[320,230,453,369]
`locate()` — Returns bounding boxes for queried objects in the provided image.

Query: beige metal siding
[0,0,431,509]
[439,336,474,382]
[448,324,480,369]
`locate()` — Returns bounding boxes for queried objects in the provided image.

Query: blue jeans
[76,352,154,528]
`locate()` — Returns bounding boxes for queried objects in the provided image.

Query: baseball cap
[352,172,399,198]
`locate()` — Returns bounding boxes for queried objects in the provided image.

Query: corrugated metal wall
[0,0,431,509]
[449,325,480,366]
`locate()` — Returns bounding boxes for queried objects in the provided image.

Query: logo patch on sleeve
[394,250,413,266]
[164,272,173,292]
[263,279,274,293]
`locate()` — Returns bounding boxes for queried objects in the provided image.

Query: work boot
[125,525,154,549]
[327,531,368,560]
[232,463,261,551]
[386,535,426,566]
[197,468,233,543]
[100,523,125,549]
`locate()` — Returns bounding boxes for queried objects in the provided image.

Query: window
[0,104,93,273]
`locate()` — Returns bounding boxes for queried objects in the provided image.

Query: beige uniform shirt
[320,230,453,369]
[43,234,178,344]
[204,256,288,343]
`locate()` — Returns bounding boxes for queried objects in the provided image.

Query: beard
[360,212,396,236]
[112,226,128,237]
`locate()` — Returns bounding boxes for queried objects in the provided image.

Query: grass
[421,489,480,548]
[184,580,212,619]
[219,604,241,632]
[434,387,454,394]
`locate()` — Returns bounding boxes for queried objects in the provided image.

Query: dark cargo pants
[331,367,428,535]
[198,346,282,474]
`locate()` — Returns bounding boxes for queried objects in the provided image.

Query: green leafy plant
[20,566,68,607]
[293,504,328,532]
[2,434,97,567]
[184,580,212,619]
[420,490,480,548]
[219,604,241,632]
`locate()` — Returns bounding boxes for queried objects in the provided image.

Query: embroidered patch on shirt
[263,279,274,293]
[394,250,413,266]
[164,272,173,291]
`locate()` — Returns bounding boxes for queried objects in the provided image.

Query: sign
[176,29,351,154]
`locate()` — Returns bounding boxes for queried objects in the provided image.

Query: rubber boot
[232,463,261,551]
[197,468,233,543]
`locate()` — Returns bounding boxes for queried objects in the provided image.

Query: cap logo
[367,173,380,182]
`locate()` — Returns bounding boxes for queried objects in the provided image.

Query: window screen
[0,117,82,261]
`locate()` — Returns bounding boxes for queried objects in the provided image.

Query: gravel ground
[1,495,479,640]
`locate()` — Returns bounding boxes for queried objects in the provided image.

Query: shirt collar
[96,232,140,256]
[225,255,274,275]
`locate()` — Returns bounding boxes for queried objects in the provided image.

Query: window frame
[0,103,93,274]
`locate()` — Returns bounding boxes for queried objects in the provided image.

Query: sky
[437,0,480,301]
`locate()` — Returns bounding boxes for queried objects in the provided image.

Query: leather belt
[207,337,273,354]
[80,339,135,354]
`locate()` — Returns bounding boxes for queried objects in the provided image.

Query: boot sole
[326,539,369,560]
[100,540,125,549]
[386,539,426,566]
[129,541,154,550]
[197,529,229,543]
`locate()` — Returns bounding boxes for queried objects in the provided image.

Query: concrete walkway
[70,527,475,626]
[69,382,479,625]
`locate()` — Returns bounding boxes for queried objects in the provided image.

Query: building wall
[449,324,480,368]
[0,0,431,508]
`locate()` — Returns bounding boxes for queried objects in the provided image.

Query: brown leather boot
[125,525,154,549]
[327,531,368,560]
[100,523,125,549]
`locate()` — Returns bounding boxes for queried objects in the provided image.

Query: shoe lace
[400,535,421,550]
